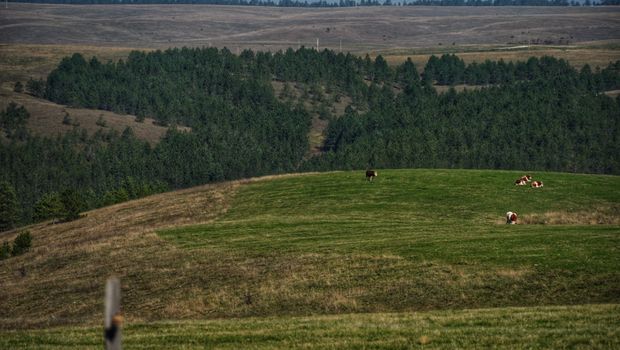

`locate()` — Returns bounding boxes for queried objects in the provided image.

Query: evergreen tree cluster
[423,54,620,88]
[307,77,620,173]
[41,47,388,125]
[0,102,30,141]
[0,231,31,260]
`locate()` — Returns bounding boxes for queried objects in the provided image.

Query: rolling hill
[0,169,618,347]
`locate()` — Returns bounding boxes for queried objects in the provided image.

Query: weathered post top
[104,277,122,350]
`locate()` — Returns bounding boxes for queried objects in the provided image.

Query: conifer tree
[0,181,20,232]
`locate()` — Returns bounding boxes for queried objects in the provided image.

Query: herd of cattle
[365,170,544,225]
[507,174,545,224]
[515,174,543,188]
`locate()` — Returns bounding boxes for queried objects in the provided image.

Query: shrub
[26,78,45,97]
[62,112,72,125]
[0,241,10,260]
[11,231,31,256]
[96,115,107,127]
[14,81,24,93]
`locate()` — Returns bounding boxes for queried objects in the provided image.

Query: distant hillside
[0,86,181,145]
[2,5,619,50]
[1,169,618,329]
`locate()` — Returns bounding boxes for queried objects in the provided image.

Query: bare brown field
[1,4,619,52]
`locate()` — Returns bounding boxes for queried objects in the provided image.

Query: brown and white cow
[515,175,532,185]
[506,211,517,224]
[365,170,378,181]
[531,180,543,188]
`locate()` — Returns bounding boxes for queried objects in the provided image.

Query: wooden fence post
[104,277,122,350]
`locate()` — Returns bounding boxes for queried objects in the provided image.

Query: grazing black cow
[365,170,378,181]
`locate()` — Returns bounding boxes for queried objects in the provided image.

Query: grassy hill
[0,169,619,346]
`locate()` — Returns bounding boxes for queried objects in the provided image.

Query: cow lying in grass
[515,175,532,186]
[506,211,518,224]
[366,170,377,181]
[531,180,543,188]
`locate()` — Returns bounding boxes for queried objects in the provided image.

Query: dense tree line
[2,47,619,230]
[423,54,620,88]
[305,77,620,173]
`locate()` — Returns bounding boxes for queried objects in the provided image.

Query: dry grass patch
[0,88,187,145]
[520,205,620,225]
[605,89,620,98]
[382,47,620,69]
[434,84,488,94]
[0,181,237,329]
[496,268,531,279]
[3,5,620,52]
[0,44,142,83]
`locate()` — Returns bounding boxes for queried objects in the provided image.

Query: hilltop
[1,169,618,332]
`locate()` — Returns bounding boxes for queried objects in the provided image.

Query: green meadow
[157,169,620,316]
[2,169,619,348]
[163,169,619,272]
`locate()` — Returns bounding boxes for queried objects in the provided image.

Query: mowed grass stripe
[166,222,619,271]
[2,304,618,349]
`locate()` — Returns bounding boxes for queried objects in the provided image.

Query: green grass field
[2,169,619,347]
[2,304,619,349]
[162,170,619,271]
[157,170,620,313]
